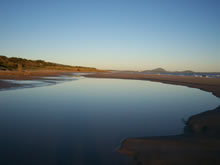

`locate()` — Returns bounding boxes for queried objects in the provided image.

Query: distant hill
[0,55,101,72]
[140,68,220,78]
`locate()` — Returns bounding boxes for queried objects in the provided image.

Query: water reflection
[0,78,219,165]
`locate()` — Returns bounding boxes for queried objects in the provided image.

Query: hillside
[0,55,100,72]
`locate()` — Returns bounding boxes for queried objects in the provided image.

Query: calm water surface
[0,77,220,165]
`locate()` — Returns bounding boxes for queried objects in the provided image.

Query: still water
[0,77,220,165]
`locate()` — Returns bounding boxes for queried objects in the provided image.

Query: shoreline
[85,72,220,98]
[0,70,95,90]
[0,70,87,80]
[1,71,220,97]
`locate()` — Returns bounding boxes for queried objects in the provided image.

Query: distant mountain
[142,68,167,73]
[0,55,101,72]
[140,68,220,78]
[151,68,167,73]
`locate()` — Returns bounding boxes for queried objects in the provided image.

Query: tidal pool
[0,77,219,165]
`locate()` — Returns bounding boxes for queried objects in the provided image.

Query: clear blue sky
[0,0,219,71]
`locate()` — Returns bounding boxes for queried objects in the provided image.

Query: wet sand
[0,80,22,89]
[0,70,87,90]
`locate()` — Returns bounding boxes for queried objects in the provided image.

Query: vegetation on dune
[0,55,99,71]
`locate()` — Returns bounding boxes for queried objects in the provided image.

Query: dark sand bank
[119,136,220,165]
[86,73,220,165]
[119,106,220,165]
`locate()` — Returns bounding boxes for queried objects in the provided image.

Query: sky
[0,0,220,72]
